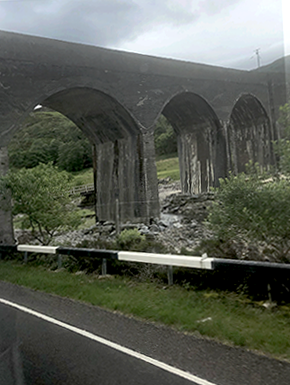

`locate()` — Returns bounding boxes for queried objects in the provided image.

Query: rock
[145,234,155,241]
[149,224,160,233]
[157,220,167,228]
[121,223,138,231]
[190,220,198,228]
[103,221,115,226]
[158,177,172,184]
[139,225,150,235]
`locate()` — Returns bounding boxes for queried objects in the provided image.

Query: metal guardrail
[211,258,290,272]
[118,251,213,269]
[1,244,290,285]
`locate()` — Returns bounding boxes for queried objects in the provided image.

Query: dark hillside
[251,55,290,76]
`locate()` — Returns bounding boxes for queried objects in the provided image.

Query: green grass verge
[1,260,290,361]
[156,157,180,181]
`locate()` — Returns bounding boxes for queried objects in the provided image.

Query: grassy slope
[156,157,180,181]
[1,260,290,361]
[70,156,180,187]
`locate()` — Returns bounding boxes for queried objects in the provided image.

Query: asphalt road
[0,280,290,385]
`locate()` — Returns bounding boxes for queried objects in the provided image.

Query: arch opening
[157,92,227,195]
[228,94,273,174]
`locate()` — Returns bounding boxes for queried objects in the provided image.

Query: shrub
[116,229,146,251]
[207,170,290,261]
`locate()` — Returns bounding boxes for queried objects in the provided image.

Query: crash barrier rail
[1,244,290,286]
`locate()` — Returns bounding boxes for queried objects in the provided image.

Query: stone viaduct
[0,31,287,243]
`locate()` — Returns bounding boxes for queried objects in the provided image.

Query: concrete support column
[96,132,159,224]
[227,120,273,174]
[177,122,227,194]
[140,128,160,221]
[215,121,229,183]
[96,140,118,222]
[0,147,14,244]
[177,129,214,194]
[178,132,199,194]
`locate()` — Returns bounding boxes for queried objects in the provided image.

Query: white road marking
[0,298,218,385]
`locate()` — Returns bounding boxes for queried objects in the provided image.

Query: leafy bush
[207,170,290,261]
[116,229,146,251]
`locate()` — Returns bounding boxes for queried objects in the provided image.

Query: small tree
[3,163,82,245]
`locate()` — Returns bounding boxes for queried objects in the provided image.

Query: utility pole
[254,48,261,68]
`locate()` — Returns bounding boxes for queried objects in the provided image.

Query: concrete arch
[41,87,153,223]
[42,87,140,144]
[159,92,227,194]
[228,94,273,174]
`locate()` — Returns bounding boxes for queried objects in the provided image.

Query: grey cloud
[197,0,243,15]
[0,0,283,70]
[0,0,199,47]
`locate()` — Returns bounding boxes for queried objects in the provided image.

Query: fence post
[167,265,173,286]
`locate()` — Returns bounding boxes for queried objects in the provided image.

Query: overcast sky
[0,0,288,70]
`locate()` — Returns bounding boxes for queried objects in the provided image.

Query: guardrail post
[102,258,107,276]
[267,283,273,302]
[57,254,62,270]
[167,265,173,286]
[24,251,28,264]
